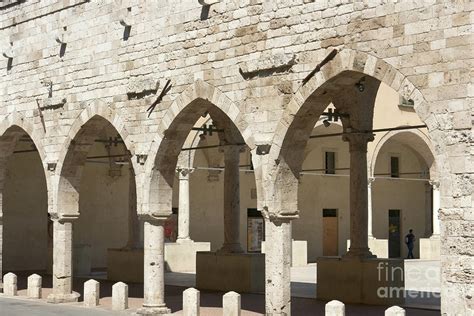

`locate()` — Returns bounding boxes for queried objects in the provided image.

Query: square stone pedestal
[420,236,440,260]
[165,242,211,272]
[107,242,211,282]
[262,239,307,267]
[317,257,405,305]
[196,252,265,293]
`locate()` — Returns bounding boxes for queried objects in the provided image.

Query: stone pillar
[84,279,100,307]
[430,180,440,236]
[183,287,200,316]
[219,145,243,253]
[137,218,170,315]
[177,168,193,243]
[343,133,375,258]
[3,272,17,296]
[265,217,292,315]
[47,215,80,303]
[385,306,406,316]
[27,274,42,299]
[112,282,129,311]
[325,300,345,316]
[368,177,375,238]
[223,291,241,316]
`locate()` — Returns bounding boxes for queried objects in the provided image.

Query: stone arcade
[0,1,472,315]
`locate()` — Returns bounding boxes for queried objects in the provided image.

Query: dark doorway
[388,209,401,258]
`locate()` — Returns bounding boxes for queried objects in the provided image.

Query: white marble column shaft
[177,168,193,243]
[368,177,375,238]
[431,181,440,235]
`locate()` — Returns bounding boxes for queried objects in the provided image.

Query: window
[390,156,400,178]
[247,209,264,252]
[325,151,336,174]
[323,209,338,217]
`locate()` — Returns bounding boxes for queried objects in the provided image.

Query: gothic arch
[53,102,137,216]
[142,80,255,217]
[264,48,436,217]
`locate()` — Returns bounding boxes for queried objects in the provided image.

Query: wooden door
[323,209,338,256]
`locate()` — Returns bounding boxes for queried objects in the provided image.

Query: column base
[217,243,244,254]
[137,306,171,315]
[347,238,389,258]
[176,237,193,244]
[343,247,376,259]
[46,292,80,304]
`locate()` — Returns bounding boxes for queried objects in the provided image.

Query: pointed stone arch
[53,101,137,216]
[264,48,438,218]
[0,112,48,215]
[142,79,255,217]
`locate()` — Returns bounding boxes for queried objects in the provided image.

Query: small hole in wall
[127,7,131,12]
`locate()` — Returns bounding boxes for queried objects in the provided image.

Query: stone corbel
[198,0,220,6]
[429,180,440,190]
[177,167,194,178]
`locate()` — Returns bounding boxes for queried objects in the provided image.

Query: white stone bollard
[223,291,241,316]
[84,279,100,307]
[3,273,17,296]
[385,306,406,316]
[183,287,200,316]
[27,274,42,299]
[325,300,345,316]
[112,282,128,311]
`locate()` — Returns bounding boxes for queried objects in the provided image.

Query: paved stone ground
[0,260,440,315]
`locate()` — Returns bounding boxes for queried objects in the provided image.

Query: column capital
[368,177,375,187]
[342,132,374,149]
[176,167,194,179]
[429,180,440,189]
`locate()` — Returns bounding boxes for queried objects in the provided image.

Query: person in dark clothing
[405,229,415,259]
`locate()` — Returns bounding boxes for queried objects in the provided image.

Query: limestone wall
[0,1,471,314]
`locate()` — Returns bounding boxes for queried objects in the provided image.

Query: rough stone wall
[0,1,471,314]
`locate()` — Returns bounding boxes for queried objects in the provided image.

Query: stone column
[47,215,80,303]
[368,177,375,238]
[177,168,193,243]
[430,180,440,236]
[265,217,292,315]
[137,217,170,315]
[343,133,375,258]
[219,145,243,253]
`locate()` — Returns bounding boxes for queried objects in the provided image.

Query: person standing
[405,229,416,259]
